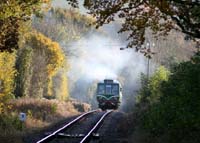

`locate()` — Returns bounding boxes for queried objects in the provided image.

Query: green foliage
[136,66,170,104]
[148,66,170,104]
[136,73,149,104]
[0,113,23,131]
[15,47,33,97]
[142,52,200,143]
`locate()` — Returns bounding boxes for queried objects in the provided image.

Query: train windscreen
[105,85,112,94]
[97,83,119,95]
[112,84,119,95]
[97,83,104,94]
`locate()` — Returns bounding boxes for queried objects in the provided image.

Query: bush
[0,113,23,132]
[136,66,170,105]
[142,52,200,143]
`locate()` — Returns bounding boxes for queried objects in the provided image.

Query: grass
[0,97,90,143]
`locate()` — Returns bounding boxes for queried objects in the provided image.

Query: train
[96,79,122,110]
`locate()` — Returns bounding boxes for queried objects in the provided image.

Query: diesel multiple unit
[96,79,122,110]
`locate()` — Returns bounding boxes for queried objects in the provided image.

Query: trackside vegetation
[0,52,16,113]
[0,0,51,52]
[133,52,200,143]
[0,0,199,143]
[0,2,93,142]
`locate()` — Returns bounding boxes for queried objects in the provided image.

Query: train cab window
[112,84,119,95]
[97,84,105,94]
[105,85,112,94]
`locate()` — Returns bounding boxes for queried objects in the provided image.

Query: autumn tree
[0,52,16,113]
[67,0,200,53]
[14,31,68,99]
[15,8,94,100]
[0,0,50,52]
[32,7,94,55]
[52,69,69,101]
[28,31,65,97]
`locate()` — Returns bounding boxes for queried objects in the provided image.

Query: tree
[143,52,200,143]
[67,0,200,53]
[0,0,50,52]
[148,66,170,103]
[15,47,33,97]
[52,70,69,101]
[136,66,170,104]
[0,52,16,113]
[32,8,93,44]
[25,31,66,98]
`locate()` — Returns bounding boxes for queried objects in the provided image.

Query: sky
[52,0,87,13]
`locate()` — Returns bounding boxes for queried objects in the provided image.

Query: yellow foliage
[27,31,66,96]
[58,73,69,101]
[0,52,16,113]
[52,70,69,101]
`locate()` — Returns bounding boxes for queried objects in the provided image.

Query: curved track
[36,110,112,143]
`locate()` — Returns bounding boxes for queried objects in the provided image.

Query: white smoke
[66,24,148,111]
[68,34,134,81]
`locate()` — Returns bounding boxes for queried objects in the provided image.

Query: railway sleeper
[57,133,100,139]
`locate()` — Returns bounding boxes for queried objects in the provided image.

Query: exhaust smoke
[66,24,148,111]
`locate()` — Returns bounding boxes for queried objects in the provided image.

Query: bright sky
[52,0,87,14]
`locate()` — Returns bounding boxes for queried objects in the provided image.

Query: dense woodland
[0,5,92,108]
[0,0,200,143]
[0,1,93,140]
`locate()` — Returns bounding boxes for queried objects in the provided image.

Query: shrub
[142,52,200,143]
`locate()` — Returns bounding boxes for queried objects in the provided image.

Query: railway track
[36,109,113,143]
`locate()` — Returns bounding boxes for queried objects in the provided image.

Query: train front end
[96,79,122,110]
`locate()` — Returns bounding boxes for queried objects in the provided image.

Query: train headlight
[113,96,119,101]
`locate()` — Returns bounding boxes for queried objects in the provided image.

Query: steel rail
[36,109,99,143]
[80,110,113,143]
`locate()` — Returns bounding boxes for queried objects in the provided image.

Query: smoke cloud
[68,34,133,80]
[67,24,148,111]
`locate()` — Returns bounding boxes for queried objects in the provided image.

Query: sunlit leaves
[0,0,50,52]
[136,66,170,104]
[148,66,170,104]
[27,31,65,96]
[0,52,16,113]
[53,70,69,101]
